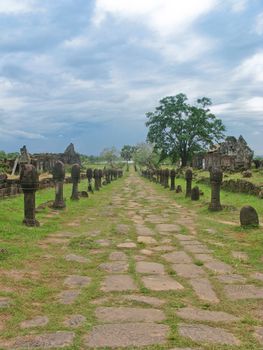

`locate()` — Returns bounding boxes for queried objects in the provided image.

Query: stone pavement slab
[176,307,239,323]
[122,294,165,307]
[0,298,11,308]
[163,251,192,264]
[254,327,263,344]
[136,261,165,274]
[156,224,181,233]
[217,274,247,284]
[190,278,219,304]
[172,263,206,278]
[84,323,169,347]
[204,260,233,274]
[109,251,127,261]
[63,315,86,328]
[64,275,91,288]
[138,236,157,244]
[95,306,165,322]
[178,323,240,345]
[101,275,138,292]
[65,254,89,263]
[142,275,184,291]
[224,285,263,300]
[0,332,75,349]
[117,242,137,249]
[20,316,49,329]
[99,261,128,273]
[57,290,80,304]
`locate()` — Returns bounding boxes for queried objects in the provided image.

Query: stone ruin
[10,143,81,175]
[193,135,254,171]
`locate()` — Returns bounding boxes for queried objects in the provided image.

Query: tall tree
[146,93,225,166]
[121,145,135,166]
[100,147,119,166]
[132,143,160,170]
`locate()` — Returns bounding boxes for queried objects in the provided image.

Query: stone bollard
[170,169,176,191]
[20,164,40,227]
[98,169,103,188]
[86,168,93,193]
[71,164,80,200]
[164,168,170,188]
[52,160,66,209]
[191,186,200,201]
[106,169,111,184]
[240,206,259,227]
[94,169,100,191]
[176,185,182,193]
[185,168,193,198]
[209,168,223,211]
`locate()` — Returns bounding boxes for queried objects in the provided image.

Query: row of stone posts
[20,162,123,227]
[142,166,259,227]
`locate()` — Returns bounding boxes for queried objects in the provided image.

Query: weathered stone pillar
[20,164,39,227]
[240,206,259,227]
[94,169,100,191]
[164,168,170,188]
[209,168,223,211]
[170,169,176,191]
[98,169,103,188]
[86,168,93,193]
[71,164,80,200]
[106,169,111,184]
[185,168,193,198]
[191,186,200,201]
[52,160,66,209]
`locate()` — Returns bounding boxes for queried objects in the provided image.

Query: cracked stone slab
[84,323,169,347]
[156,224,181,233]
[95,307,165,323]
[172,263,206,278]
[99,261,129,273]
[117,242,137,249]
[152,245,175,252]
[178,323,240,345]
[20,316,49,329]
[57,290,80,304]
[232,251,248,262]
[109,251,128,261]
[64,275,91,288]
[138,236,157,245]
[204,260,233,274]
[0,297,11,309]
[101,275,138,292]
[176,307,239,323]
[194,253,214,262]
[65,254,89,263]
[254,327,263,344]
[122,295,166,307]
[136,262,165,274]
[163,251,192,264]
[190,278,219,304]
[64,315,86,328]
[142,275,184,291]
[0,332,75,349]
[224,285,263,300]
[217,274,247,284]
[116,224,130,234]
[136,225,154,236]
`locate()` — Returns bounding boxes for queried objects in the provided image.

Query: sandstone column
[209,168,223,211]
[71,164,80,200]
[86,168,93,193]
[94,169,100,191]
[185,168,193,198]
[20,164,39,227]
[170,169,176,191]
[52,160,66,209]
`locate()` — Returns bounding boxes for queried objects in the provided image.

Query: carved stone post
[98,169,103,188]
[86,168,93,193]
[191,186,200,201]
[52,160,66,209]
[170,169,176,191]
[106,169,111,184]
[94,169,100,191]
[209,168,223,211]
[71,164,80,200]
[185,168,193,198]
[164,168,170,188]
[20,164,39,227]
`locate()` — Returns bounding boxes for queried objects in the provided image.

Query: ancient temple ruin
[10,143,81,174]
[193,136,254,171]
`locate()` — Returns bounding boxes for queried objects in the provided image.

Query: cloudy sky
[0,0,262,155]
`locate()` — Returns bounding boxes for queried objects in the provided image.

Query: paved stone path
[1,172,263,349]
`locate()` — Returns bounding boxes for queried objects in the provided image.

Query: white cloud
[93,0,218,37]
[0,127,45,140]
[230,0,248,13]
[254,12,263,35]
[0,0,37,14]
[233,51,263,82]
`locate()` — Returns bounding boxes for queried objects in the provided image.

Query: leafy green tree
[132,143,160,169]
[146,93,225,166]
[121,145,135,166]
[100,147,119,166]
